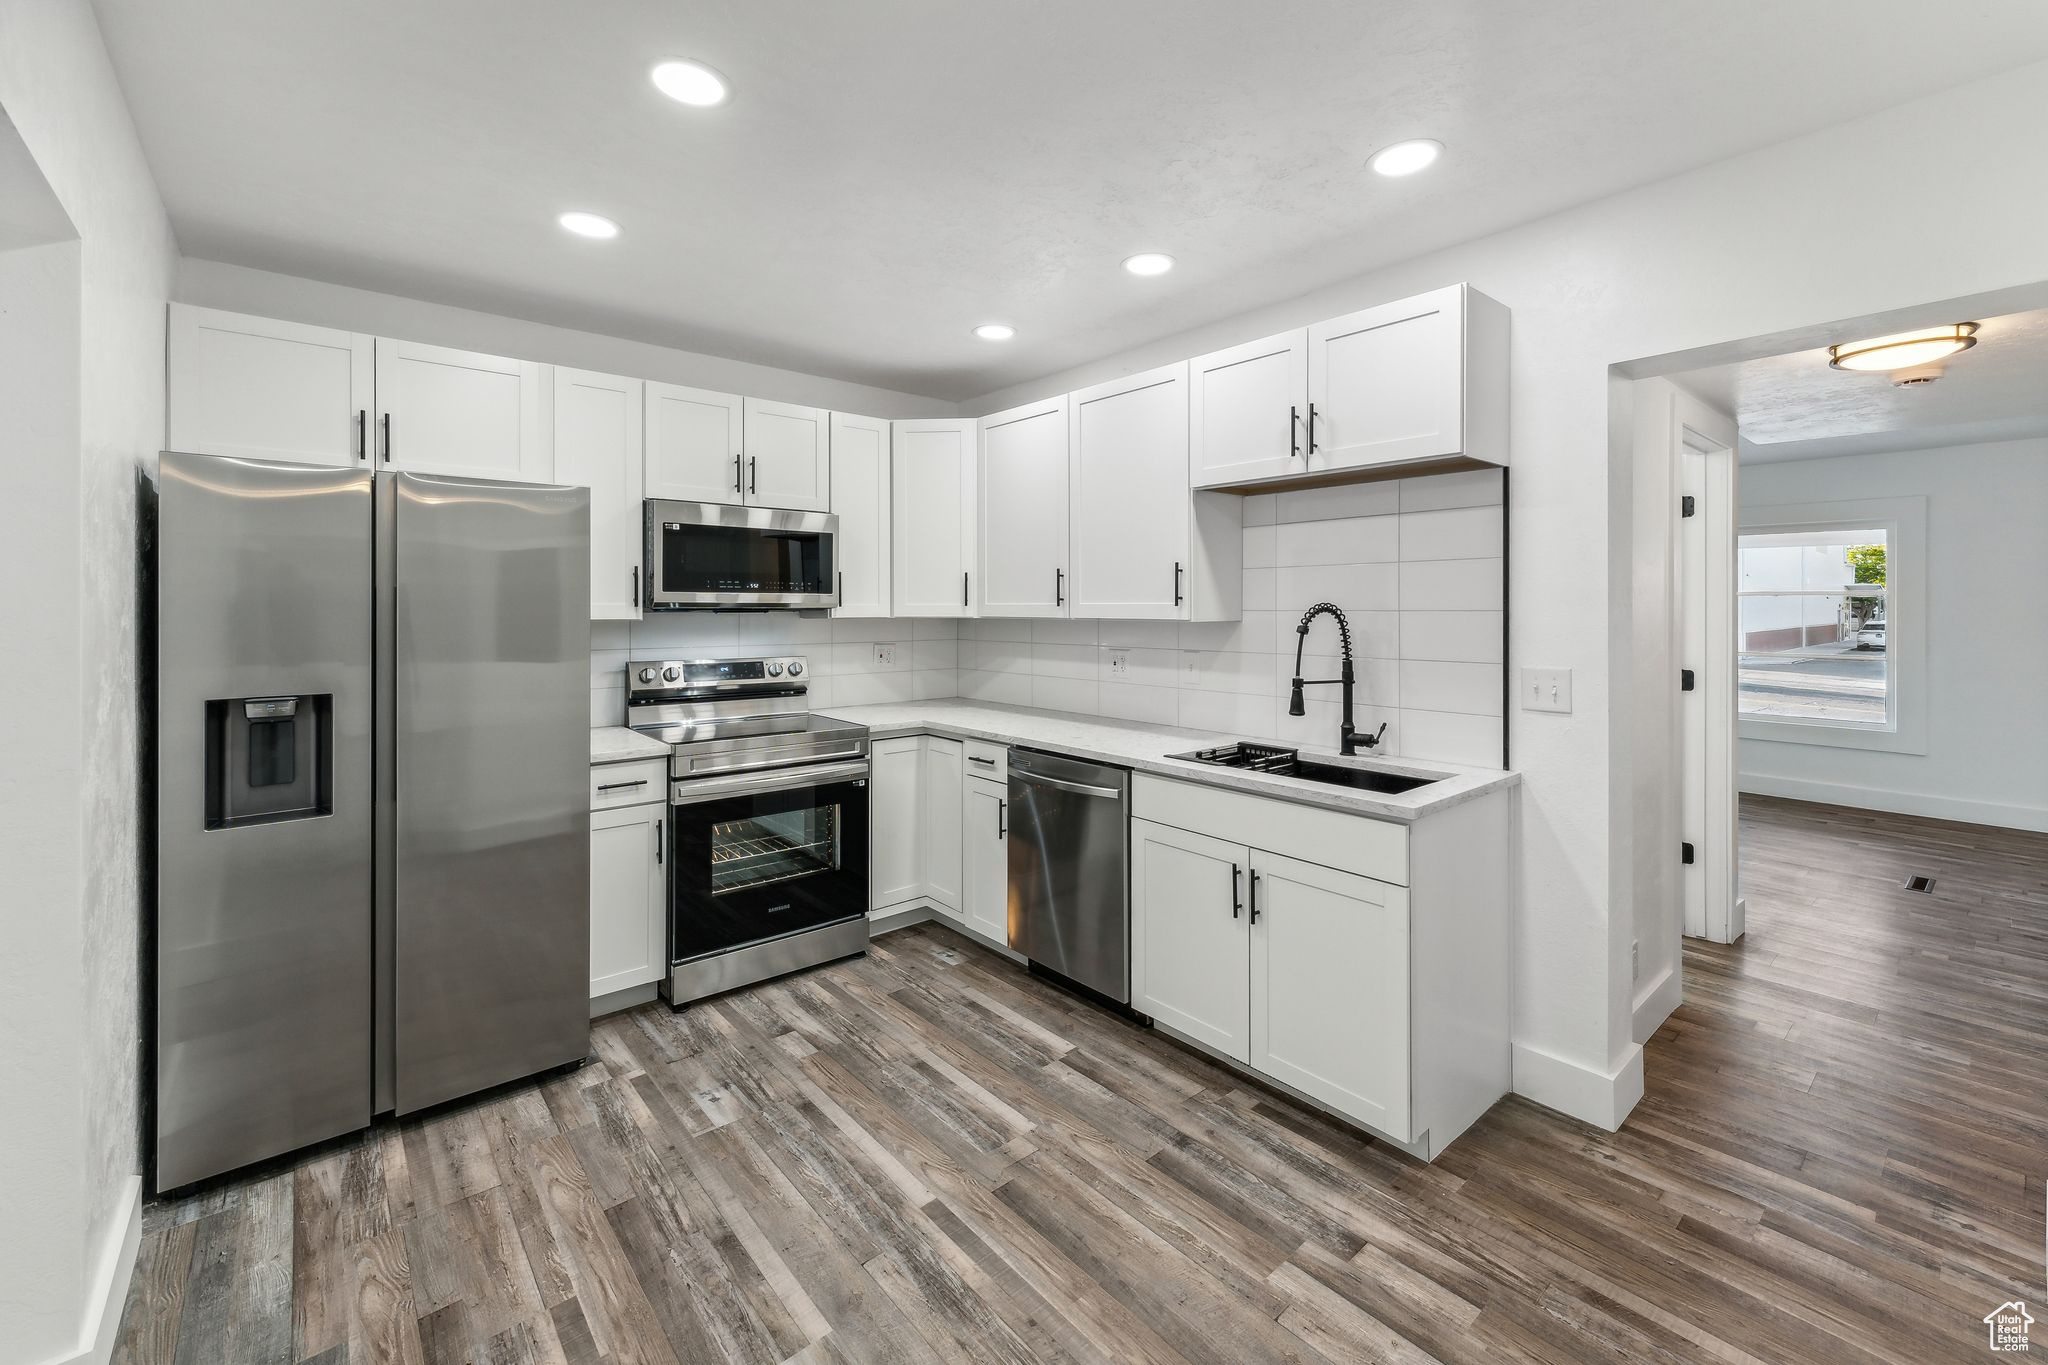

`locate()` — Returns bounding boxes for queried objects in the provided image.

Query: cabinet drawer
[590,759,666,811]
[1132,773,1407,886]
[963,739,1008,783]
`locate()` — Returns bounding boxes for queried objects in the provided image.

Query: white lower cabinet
[869,736,925,912]
[962,775,1009,943]
[921,736,964,915]
[1131,820,1250,1059]
[1248,850,1410,1139]
[589,797,666,999]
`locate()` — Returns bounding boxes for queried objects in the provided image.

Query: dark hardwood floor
[114,795,2048,1364]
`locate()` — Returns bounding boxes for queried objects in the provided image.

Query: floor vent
[1903,875,1936,893]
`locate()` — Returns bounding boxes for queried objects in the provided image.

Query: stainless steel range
[626,656,870,1005]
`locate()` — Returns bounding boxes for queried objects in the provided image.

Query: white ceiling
[90,0,2048,401]
[1674,307,2048,464]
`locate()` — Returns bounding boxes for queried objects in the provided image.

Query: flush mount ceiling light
[1369,138,1443,177]
[1122,252,1175,277]
[973,323,1016,341]
[558,211,620,239]
[1827,323,1979,372]
[651,59,730,107]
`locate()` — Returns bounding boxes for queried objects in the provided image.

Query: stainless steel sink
[1168,742,1440,794]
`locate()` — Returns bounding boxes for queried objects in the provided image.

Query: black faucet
[1289,602,1387,756]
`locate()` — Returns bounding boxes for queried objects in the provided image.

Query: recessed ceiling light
[651,59,729,107]
[1122,252,1175,277]
[558,211,620,239]
[1369,139,1443,177]
[1828,323,1979,372]
[973,323,1016,341]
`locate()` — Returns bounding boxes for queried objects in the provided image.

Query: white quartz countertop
[814,700,1517,823]
[590,726,671,765]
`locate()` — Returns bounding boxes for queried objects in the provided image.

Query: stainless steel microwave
[644,501,838,610]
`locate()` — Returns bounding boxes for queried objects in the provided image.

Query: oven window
[661,523,828,595]
[710,805,841,895]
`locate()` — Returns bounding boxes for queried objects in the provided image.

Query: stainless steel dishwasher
[1007,748,1130,1002]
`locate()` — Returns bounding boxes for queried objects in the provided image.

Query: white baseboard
[1631,964,1683,1044]
[1513,1041,1644,1131]
[1739,772,2048,833]
[868,903,935,936]
[589,981,660,1017]
[36,1175,141,1365]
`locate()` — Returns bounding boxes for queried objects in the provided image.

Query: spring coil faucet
[1289,602,1387,756]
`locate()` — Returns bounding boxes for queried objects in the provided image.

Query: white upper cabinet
[1248,850,1411,1138]
[1189,329,1309,490]
[891,419,978,617]
[743,398,831,512]
[645,382,745,504]
[978,396,1070,618]
[829,412,891,617]
[168,304,373,467]
[1306,283,1509,474]
[551,367,644,620]
[373,338,550,480]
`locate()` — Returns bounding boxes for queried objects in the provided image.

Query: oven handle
[670,759,870,806]
[674,744,865,781]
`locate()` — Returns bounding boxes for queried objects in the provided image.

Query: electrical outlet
[1521,666,1573,713]
[873,642,898,669]
[1106,649,1129,679]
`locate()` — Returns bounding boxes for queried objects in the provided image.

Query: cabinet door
[979,396,1070,617]
[167,304,372,466]
[1306,284,1464,473]
[869,736,924,910]
[590,802,665,998]
[646,382,745,504]
[921,736,964,914]
[962,777,1009,943]
[891,419,978,617]
[1131,819,1250,1061]
[552,367,644,620]
[1190,329,1308,489]
[374,338,549,480]
[829,412,891,617]
[742,399,831,512]
[1249,850,1411,1138]
[1069,362,1190,620]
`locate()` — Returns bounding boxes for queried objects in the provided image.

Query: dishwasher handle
[1016,771,1123,801]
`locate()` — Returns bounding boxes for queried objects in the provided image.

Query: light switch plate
[1521,666,1573,713]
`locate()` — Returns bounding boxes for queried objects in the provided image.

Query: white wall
[177,258,957,419]
[0,1,178,1362]
[1739,438,2048,830]
[960,58,2048,1127]
[959,469,1506,769]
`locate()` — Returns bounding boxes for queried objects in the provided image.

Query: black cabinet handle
[380,412,392,463]
[997,799,1006,839]
[654,823,663,865]
[355,409,367,460]
[962,571,969,608]
[837,571,844,608]
[1173,561,1183,607]
[1288,405,1300,459]
[1055,566,1065,607]
[1248,868,1261,924]
[597,779,648,792]
[631,566,640,609]
[1306,403,1318,455]
[748,456,757,494]
[1231,863,1242,919]
[734,453,743,493]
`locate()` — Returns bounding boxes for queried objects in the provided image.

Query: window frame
[1736,495,1926,755]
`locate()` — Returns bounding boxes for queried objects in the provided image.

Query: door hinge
[1680,494,1696,518]
[1680,668,1695,692]
[1681,841,1696,865]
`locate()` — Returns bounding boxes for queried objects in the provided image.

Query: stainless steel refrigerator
[149,450,590,1191]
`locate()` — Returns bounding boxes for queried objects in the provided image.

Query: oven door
[645,500,837,609]
[668,761,870,962]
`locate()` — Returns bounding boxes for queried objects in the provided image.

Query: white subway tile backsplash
[1275,515,1397,567]
[1277,562,1397,615]
[1031,642,1097,680]
[1398,467,1503,512]
[914,639,958,671]
[1242,524,1277,569]
[1031,675,1098,713]
[1242,567,1277,610]
[1276,480,1399,523]
[591,687,623,728]
[1030,618,1099,646]
[1399,660,1504,716]
[1097,619,1179,649]
[1097,681,1179,725]
[1400,610,1505,664]
[1399,505,1504,560]
[1397,709,1504,767]
[1399,557,1504,611]
[1242,493,1278,527]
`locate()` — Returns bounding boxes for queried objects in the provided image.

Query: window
[1738,528,1887,725]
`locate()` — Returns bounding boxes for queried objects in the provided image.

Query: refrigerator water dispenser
[203,694,333,828]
